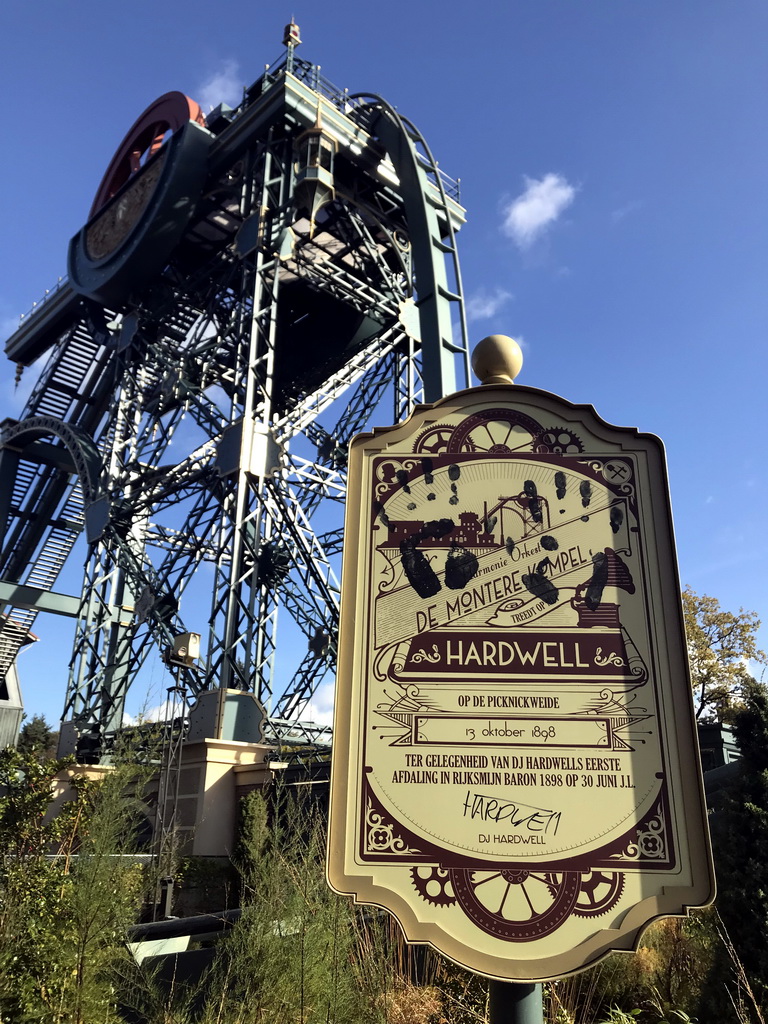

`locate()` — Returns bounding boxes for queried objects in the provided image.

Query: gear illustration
[450,868,581,941]
[447,409,543,454]
[533,428,584,455]
[414,425,455,454]
[547,870,625,917]
[574,871,625,916]
[411,865,457,907]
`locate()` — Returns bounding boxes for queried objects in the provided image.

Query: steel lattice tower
[0,36,468,758]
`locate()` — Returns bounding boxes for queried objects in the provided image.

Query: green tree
[702,677,768,1021]
[682,586,765,721]
[0,748,149,1023]
[123,788,452,1024]
[200,790,380,1024]
[16,713,58,759]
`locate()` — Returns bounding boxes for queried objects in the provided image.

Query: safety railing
[242,53,462,203]
[6,276,69,339]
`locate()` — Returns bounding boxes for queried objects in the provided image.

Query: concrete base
[174,739,272,856]
[49,741,278,859]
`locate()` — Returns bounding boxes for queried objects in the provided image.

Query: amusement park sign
[327,384,714,981]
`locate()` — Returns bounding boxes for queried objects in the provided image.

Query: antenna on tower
[283,19,301,73]
[283,19,302,49]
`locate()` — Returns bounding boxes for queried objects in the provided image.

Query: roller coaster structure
[0,31,469,758]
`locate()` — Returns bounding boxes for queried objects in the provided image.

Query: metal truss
[0,47,469,756]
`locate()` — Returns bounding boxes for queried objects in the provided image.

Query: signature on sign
[462,792,561,834]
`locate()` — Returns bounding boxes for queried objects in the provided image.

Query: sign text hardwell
[327,385,714,981]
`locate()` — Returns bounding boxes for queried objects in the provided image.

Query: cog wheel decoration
[450,868,581,941]
[571,871,625,917]
[533,428,585,455]
[414,425,455,455]
[447,409,543,454]
[411,865,457,907]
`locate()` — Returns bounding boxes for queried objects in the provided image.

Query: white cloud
[123,683,337,731]
[745,658,766,683]
[611,199,642,224]
[466,287,513,322]
[302,681,335,727]
[197,60,242,112]
[502,173,576,249]
[122,699,178,726]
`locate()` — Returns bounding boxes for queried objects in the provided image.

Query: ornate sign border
[327,384,714,981]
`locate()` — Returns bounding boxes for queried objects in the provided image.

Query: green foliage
[682,586,765,721]
[232,788,270,899]
[16,714,58,760]
[202,789,382,1024]
[543,913,715,1024]
[0,748,151,1023]
[8,685,768,1024]
[125,787,458,1024]
[174,856,237,916]
[703,678,768,1021]
[631,917,713,1016]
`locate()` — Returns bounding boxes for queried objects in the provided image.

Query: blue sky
[2,0,766,724]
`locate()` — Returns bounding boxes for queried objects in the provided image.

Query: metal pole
[488,980,544,1024]
[475,337,545,1024]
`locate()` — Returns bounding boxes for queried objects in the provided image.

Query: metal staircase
[0,43,469,758]
[0,310,115,679]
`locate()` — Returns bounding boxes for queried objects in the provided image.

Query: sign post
[327,335,714,988]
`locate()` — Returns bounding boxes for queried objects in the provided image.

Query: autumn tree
[682,586,765,721]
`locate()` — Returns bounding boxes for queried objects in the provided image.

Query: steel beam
[1,47,468,755]
[0,580,81,618]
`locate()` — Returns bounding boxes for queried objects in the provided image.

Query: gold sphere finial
[471,335,523,385]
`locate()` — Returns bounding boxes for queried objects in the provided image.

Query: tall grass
[0,750,153,1023]
[123,786,486,1023]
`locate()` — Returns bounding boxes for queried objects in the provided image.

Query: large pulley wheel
[69,91,211,306]
[447,409,543,454]
[90,91,206,216]
[450,867,581,941]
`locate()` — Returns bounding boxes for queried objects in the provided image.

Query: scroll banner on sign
[327,384,714,982]
[384,629,645,686]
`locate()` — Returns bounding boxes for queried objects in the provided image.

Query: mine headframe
[0,40,469,756]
